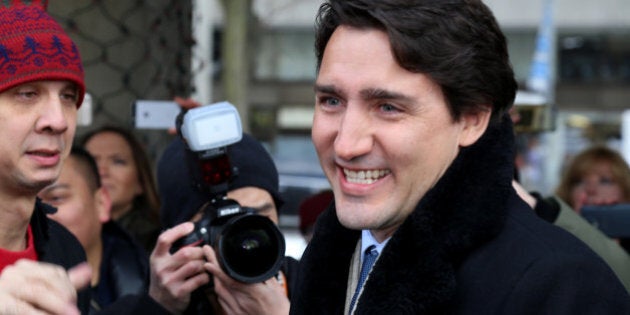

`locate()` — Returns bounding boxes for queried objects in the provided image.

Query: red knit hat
[0,1,85,106]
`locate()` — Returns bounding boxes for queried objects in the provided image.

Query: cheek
[312,116,335,155]
[50,204,81,228]
[114,167,139,188]
[606,186,624,198]
[126,172,141,189]
[259,210,278,224]
[311,117,324,145]
[65,116,77,136]
[569,187,584,206]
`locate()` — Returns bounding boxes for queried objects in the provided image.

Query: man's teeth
[344,169,390,184]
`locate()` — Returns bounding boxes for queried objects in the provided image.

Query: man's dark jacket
[33,199,91,313]
[36,200,168,315]
[291,115,630,314]
[90,221,150,314]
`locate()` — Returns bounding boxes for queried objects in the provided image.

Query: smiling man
[290,1,630,314]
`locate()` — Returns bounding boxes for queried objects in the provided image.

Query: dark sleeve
[282,256,300,301]
[95,294,172,315]
[32,204,92,314]
[501,251,630,314]
[102,221,150,297]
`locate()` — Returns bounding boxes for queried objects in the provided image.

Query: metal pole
[191,0,214,105]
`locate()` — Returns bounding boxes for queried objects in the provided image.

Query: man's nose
[35,97,69,134]
[333,106,373,161]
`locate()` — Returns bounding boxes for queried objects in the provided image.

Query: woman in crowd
[82,126,161,253]
[555,145,630,253]
[556,145,630,213]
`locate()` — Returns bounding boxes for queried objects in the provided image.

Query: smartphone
[581,204,630,238]
[133,100,181,129]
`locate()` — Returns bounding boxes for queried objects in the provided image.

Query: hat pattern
[0,2,84,105]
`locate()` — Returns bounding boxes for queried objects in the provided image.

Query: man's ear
[458,106,491,147]
[95,187,112,224]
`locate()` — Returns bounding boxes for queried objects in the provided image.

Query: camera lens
[217,214,285,283]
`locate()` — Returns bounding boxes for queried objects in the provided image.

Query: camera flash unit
[181,101,243,152]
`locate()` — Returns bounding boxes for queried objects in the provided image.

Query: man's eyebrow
[314,85,414,103]
[360,88,414,103]
[314,84,340,95]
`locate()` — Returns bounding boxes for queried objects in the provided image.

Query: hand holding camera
[171,102,286,284]
[202,244,291,315]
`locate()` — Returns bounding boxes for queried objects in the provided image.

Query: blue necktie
[349,245,378,314]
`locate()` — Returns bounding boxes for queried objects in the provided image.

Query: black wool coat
[90,220,150,314]
[290,115,630,314]
[33,200,91,314]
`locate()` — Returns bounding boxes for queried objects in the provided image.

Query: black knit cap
[158,133,283,228]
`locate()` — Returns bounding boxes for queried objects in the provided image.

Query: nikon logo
[219,206,241,217]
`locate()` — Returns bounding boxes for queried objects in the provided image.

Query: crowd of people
[1,0,630,314]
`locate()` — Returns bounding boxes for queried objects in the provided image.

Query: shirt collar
[361,229,390,258]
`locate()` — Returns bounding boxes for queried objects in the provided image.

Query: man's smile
[343,168,391,184]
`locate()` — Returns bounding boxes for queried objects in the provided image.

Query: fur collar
[293,114,515,314]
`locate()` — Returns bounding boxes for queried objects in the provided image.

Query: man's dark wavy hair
[314,0,517,123]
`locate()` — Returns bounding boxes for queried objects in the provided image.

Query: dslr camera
[171,101,286,283]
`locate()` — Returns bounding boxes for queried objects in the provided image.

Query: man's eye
[61,92,78,102]
[327,98,340,106]
[18,91,37,98]
[318,96,340,106]
[380,103,400,113]
[44,195,65,205]
[381,104,395,111]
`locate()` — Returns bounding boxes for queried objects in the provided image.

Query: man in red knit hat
[0,1,91,314]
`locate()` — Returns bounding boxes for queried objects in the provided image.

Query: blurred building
[237,0,630,195]
[49,0,630,231]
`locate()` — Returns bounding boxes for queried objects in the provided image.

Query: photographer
[153,131,296,315]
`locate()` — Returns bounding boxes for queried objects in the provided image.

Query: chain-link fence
[49,0,195,162]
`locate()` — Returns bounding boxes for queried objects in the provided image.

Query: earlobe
[458,107,491,147]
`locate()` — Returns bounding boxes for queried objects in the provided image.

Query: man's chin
[337,210,373,231]
[22,172,59,193]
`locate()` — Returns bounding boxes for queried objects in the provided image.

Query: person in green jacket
[513,180,630,293]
